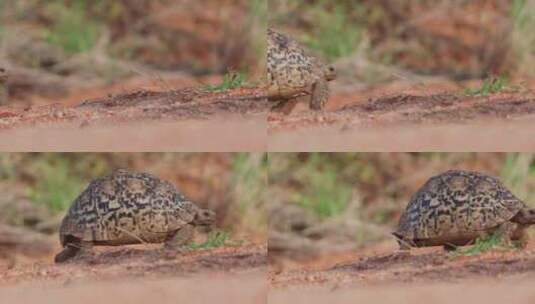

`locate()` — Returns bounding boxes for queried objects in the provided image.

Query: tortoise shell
[267,28,335,97]
[394,170,526,246]
[59,169,209,246]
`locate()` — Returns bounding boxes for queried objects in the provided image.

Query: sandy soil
[270,276,535,304]
[0,271,266,304]
[1,244,266,284]
[0,117,266,151]
[269,240,535,303]
[0,244,266,303]
[0,87,268,151]
[268,118,535,151]
[268,89,535,151]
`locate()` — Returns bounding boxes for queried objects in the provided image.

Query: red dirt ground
[2,81,535,151]
[0,87,269,151]
[269,240,535,304]
[270,277,535,304]
[0,244,267,304]
[268,82,535,151]
[0,272,266,304]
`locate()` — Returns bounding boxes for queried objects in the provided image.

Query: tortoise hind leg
[54,241,93,264]
[443,243,457,252]
[54,245,81,263]
[392,232,411,257]
[392,232,411,251]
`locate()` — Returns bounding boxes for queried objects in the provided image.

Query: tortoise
[393,170,535,251]
[55,169,216,263]
[267,28,336,112]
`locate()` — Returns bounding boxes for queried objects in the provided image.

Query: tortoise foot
[54,245,81,264]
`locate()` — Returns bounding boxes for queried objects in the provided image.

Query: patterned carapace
[394,170,535,249]
[58,169,215,247]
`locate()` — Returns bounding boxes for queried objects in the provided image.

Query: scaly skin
[394,170,535,250]
[55,169,215,263]
[267,28,336,111]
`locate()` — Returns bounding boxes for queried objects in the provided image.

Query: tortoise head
[0,67,7,82]
[193,207,216,227]
[323,65,336,81]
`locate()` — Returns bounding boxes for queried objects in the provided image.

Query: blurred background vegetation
[0,0,266,105]
[1,1,533,106]
[2,153,535,263]
[0,153,267,253]
[268,153,535,260]
[270,0,535,86]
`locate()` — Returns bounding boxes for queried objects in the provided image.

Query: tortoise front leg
[309,79,329,111]
[164,224,195,252]
[270,98,300,115]
[515,227,529,248]
[495,221,518,247]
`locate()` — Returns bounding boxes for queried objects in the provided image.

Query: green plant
[452,231,516,256]
[27,157,85,213]
[302,2,363,60]
[247,0,268,79]
[295,154,351,219]
[465,76,509,96]
[204,71,246,92]
[45,1,101,54]
[187,230,241,250]
[501,153,535,212]
[230,153,267,234]
[0,154,18,179]
[511,0,535,77]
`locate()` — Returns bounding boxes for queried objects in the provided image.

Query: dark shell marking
[394,170,534,248]
[59,169,215,246]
